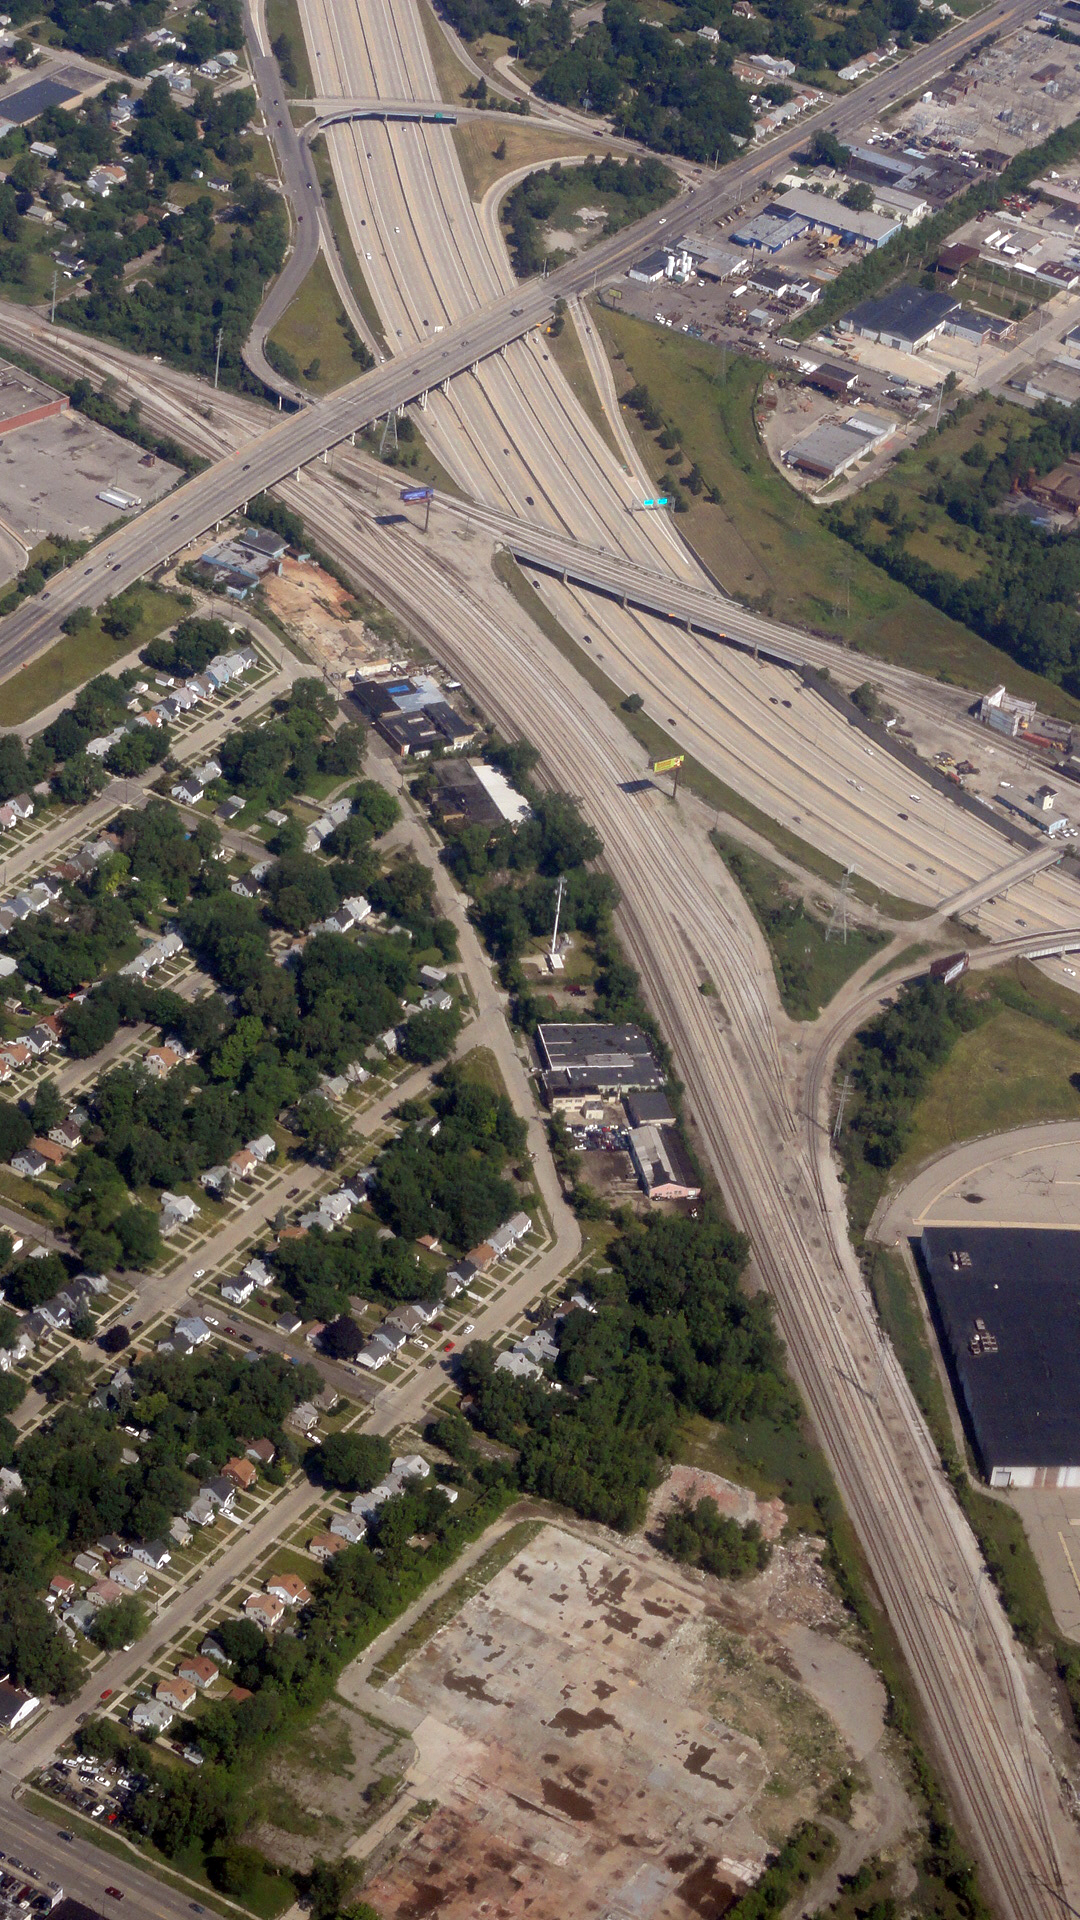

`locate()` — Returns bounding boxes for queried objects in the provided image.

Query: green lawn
[268,255,371,396]
[593,303,1080,713]
[711,831,887,1019]
[548,316,624,464]
[890,1005,1080,1177]
[2,584,188,726]
[266,0,314,96]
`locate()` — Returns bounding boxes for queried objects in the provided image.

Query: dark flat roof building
[841,285,959,351]
[0,77,80,124]
[624,1089,676,1128]
[537,1022,665,1105]
[920,1226,1080,1488]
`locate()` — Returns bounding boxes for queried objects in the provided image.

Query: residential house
[48,1574,76,1603]
[88,1578,125,1607]
[223,1456,256,1492]
[131,1699,174,1733]
[48,1117,83,1151]
[0,1681,39,1730]
[328,1513,365,1544]
[160,1191,199,1235]
[246,1135,276,1163]
[308,1531,348,1562]
[156,1676,195,1713]
[145,1045,181,1078]
[185,1493,216,1528]
[200,1165,230,1194]
[228,1148,257,1182]
[243,1591,285,1631]
[132,1540,171,1570]
[266,1573,310,1607]
[177,1655,218,1691]
[113,1560,148,1592]
[203,1477,235,1510]
[174,1315,212,1348]
[11,1148,46,1178]
[221,1274,254,1306]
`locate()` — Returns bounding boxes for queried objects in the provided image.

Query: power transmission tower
[825,866,855,944]
[832,1072,851,1144]
[379,410,398,457]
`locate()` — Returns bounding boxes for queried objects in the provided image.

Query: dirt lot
[261,559,400,678]
[363,1520,902,1920]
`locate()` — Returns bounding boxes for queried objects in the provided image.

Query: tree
[293,1093,348,1165]
[318,1431,391,1491]
[91,1594,148,1649]
[98,1324,131,1355]
[841,181,874,212]
[0,1100,32,1162]
[398,1005,462,1065]
[319,1316,365,1361]
[30,1078,65,1136]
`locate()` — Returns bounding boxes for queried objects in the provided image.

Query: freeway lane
[295,477,1080,1919]
[0,0,1047,684]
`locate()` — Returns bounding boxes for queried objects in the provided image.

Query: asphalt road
[0,1796,211,1920]
[0,0,1046,688]
[240,0,321,400]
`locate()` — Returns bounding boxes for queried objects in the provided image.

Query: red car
[99,1689,113,1701]
[224,1326,239,1337]
[105,1890,123,1901]
[443,1341,454,1352]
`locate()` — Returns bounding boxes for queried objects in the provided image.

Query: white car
[193,1268,205,1279]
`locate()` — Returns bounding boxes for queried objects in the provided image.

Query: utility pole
[549,873,566,963]
[50,267,57,324]
[214,327,223,391]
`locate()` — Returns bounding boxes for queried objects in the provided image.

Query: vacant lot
[891,1005,1080,1179]
[364,1522,883,1920]
[248,1697,409,1872]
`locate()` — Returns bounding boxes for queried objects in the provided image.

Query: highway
[0,0,1045,683]
[1,0,1079,1885]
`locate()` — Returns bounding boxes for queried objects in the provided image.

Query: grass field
[267,255,367,395]
[416,0,478,104]
[548,314,625,464]
[592,303,1080,711]
[266,0,314,96]
[711,831,886,1019]
[452,121,597,204]
[1,583,186,726]
[493,551,924,917]
[890,1004,1080,1176]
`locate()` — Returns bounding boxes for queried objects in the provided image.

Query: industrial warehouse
[920,1227,1080,1488]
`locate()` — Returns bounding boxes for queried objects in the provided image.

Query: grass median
[494,550,924,918]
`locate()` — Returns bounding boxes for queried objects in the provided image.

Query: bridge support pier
[441,377,449,395]
[500,343,506,358]
[419,390,428,410]
[471,361,479,375]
